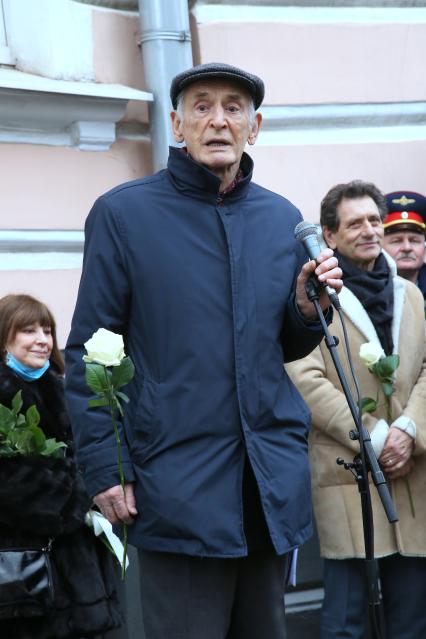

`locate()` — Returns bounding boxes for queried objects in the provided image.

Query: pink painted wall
[0,139,152,230]
[196,13,426,220]
[93,9,145,91]
[250,139,426,223]
[92,9,149,125]
[3,5,426,346]
[0,270,81,347]
[0,135,152,347]
[197,21,426,105]
[0,8,154,346]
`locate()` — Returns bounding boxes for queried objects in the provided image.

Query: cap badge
[401,211,409,219]
[392,195,415,206]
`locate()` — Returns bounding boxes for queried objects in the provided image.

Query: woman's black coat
[0,361,123,638]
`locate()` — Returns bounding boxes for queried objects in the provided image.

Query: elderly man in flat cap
[65,62,341,639]
[383,191,426,304]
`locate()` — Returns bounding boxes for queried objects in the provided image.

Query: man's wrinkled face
[323,196,384,271]
[170,80,261,175]
[383,230,426,276]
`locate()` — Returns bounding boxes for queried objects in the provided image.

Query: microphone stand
[305,279,398,639]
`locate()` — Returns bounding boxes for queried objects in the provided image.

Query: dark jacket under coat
[416,262,426,302]
[65,147,329,558]
[0,362,122,638]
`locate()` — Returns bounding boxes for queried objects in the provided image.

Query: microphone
[294,220,340,309]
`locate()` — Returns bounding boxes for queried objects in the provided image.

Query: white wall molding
[194,0,426,6]
[0,230,84,252]
[3,0,94,81]
[193,4,426,23]
[0,68,153,150]
[0,43,14,64]
[0,253,83,271]
[257,101,426,145]
[260,101,426,130]
[0,230,84,271]
[76,0,138,9]
[116,121,150,141]
[69,120,117,151]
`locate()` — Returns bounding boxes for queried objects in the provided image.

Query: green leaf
[85,363,109,394]
[27,425,47,452]
[88,397,110,409]
[0,404,15,433]
[11,391,23,416]
[25,404,40,429]
[375,355,400,378]
[16,414,26,427]
[0,421,11,436]
[42,439,67,458]
[115,401,124,418]
[361,397,377,413]
[9,429,34,455]
[382,382,394,397]
[0,445,16,457]
[390,353,400,368]
[115,391,130,404]
[111,357,135,389]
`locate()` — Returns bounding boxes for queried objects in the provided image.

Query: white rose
[359,341,385,367]
[83,328,125,367]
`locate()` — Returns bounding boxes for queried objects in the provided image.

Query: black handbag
[0,538,54,619]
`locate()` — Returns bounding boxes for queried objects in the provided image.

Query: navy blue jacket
[417,263,426,299]
[65,147,327,557]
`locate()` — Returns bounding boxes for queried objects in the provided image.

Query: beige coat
[286,258,426,559]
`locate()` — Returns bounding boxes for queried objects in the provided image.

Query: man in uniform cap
[383,191,426,299]
[65,62,341,638]
[287,180,426,639]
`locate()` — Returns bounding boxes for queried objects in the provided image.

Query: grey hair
[175,88,256,125]
[175,90,185,119]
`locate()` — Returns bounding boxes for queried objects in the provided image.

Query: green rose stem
[85,345,134,580]
[103,368,128,580]
[384,394,416,519]
[361,349,415,519]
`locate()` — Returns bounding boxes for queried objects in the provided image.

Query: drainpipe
[138,0,193,171]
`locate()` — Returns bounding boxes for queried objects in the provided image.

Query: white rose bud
[83,328,125,367]
[359,341,385,367]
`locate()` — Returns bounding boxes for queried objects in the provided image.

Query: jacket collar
[338,250,406,354]
[167,146,254,201]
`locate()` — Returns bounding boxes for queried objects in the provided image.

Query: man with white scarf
[287,180,426,639]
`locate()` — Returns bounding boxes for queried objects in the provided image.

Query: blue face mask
[6,352,50,381]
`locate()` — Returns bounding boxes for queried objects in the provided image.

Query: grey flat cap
[170,62,265,110]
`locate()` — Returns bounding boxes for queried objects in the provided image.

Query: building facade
[1,1,425,636]
[1,0,425,346]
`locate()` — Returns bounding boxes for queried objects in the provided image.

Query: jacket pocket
[310,441,355,488]
[133,377,158,442]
